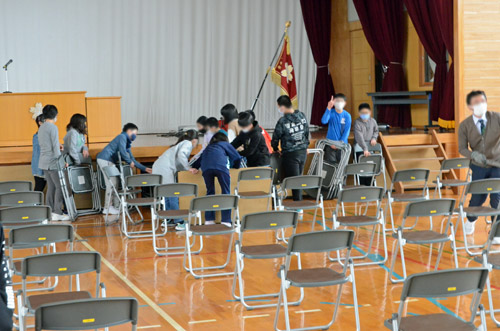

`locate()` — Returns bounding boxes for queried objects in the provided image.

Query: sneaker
[205,220,215,225]
[221,222,232,228]
[492,237,500,245]
[101,207,109,214]
[175,223,186,231]
[464,220,476,235]
[52,213,70,221]
[297,209,304,220]
[108,206,121,215]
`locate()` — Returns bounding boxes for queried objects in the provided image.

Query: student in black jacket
[271,95,310,201]
[231,111,270,167]
[0,224,13,331]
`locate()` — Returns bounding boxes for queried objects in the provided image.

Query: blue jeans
[202,169,232,223]
[165,197,182,223]
[468,163,500,222]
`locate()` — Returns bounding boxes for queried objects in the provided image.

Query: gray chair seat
[337,215,379,226]
[384,313,475,331]
[241,244,287,259]
[238,191,270,198]
[432,179,469,186]
[118,188,141,195]
[460,206,500,217]
[190,224,233,235]
[156,209,189,219]
[282,200,318,209]
[125,197,155,206]
[27,291,91,311]
[393,230,449,244]
[474,254,500,269]
[285,267,347,288]
[391,193,426,201]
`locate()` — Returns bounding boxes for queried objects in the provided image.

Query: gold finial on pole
[285,21,291,32]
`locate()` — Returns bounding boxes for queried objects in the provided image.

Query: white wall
[0,0,315,133]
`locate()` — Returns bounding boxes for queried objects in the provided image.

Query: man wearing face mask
[231,111,270,167]
[321,93,352,145]
[97,123,152,215]
[458,90,500,242]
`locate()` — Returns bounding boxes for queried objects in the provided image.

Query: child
[38,105,69,221]
[354,103,379,185]
[321,94,352,143]
[97,123,153,215]
[153,130,198,229]
[220,103,240,142]
[271,95,310,201]
[63,113,89,164]
[191,132,242,226]
[196,116,207,133]
[192,117,225,162]
[32,114,46,192]
[231,111,270,167]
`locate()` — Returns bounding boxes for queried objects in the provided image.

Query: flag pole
[250,21,291,112]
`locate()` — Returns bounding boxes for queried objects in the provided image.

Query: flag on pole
[271,32,298,109]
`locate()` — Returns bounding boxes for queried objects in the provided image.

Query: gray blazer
[37,122,61,170]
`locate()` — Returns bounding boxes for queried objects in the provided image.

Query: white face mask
[277,109,284,116]
[473,102,487,117]
[241,128,250,133]
[53,117,57,123]
[334,102,345,110]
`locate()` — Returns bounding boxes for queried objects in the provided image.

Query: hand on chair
[145,168,153,174]
[189,168,199,174]
[370,139,377,146]
[364,150,371,157]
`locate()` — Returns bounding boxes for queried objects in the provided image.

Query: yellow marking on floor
[74,233,186,331]
[242,314,270,319]
[188,319,217,324]
[394,299,419,303]
[294,309,322,314]
[137,325,162,329]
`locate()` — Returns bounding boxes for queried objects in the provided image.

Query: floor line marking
[74,233,186,331]
[242,314,270,319]
[294,309,321,314]
[137,325,162,329]
[188,319,217,324]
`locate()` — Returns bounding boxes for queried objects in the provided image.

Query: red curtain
[353,0,411,128]
[432,0,455,128]
[300,0,335,126]
[404,0,447,123]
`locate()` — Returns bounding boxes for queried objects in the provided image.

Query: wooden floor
[11,189,500,330]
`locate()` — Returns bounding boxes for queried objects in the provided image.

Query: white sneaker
[52,213,70,221]
[492,237,500,245]
[107,206,121,215]
[101,207,109,214]
[205,220,215,225]
[221,222,232,227]
[464,220,476,235]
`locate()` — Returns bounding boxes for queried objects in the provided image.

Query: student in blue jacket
[321,93,352,143]
[97,123,152,215]
[191,132,241,227]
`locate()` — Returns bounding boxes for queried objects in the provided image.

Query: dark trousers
[34,176,46,192]
[468,163,500,222]
[202,169,232,223]
[282,149,307,201]
[355,152,374,186]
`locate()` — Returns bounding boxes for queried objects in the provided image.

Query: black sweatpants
[282,149,307,201]
[34,176,46,192]
[355,152,374,186]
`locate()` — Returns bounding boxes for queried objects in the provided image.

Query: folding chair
[457,178,500,256]
[235,168,275,211]
[434,157,471,199]
[0,180,32,193]
[475,220,500,326]
[232,211,301,309]
[358,153,387,192]
[151,183,198,255]
[340,163,377,189]
[389,199,459,283]
[184,194,239,278]
[120,174,162,238]
[35,297,138,331]
[276,175,326,232]
[0,205,51,229]
[101,165,135,224]
[17,251,105,331]
[385,268,489,330]
[330,186,387,266]
[0,191,43,207]
[274,230,360,331]
[385,169,430,233]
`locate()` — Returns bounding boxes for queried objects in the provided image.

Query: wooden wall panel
[86,97,122,143]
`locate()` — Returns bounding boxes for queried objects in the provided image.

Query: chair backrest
[404,199,456,218]
[0,180,32,193]
[466,178,500,195]
[241,211,298,231]
[392,169,430,184]
[282,175,323,191]
[0,191,43,207]
[0,205,51,226]
[343,163,377,177]
[337,186,384,204]
[440,157,470,171]
[125,174,162,188]
[35,297,138,331]
[22,251,101,278]
[154,183,198,199]
[401,268,488,300]
[287,230,354,254]
[237,168,274,182]
[189,195,239,212]
[9,224,74,248]
[358,154,383,174]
